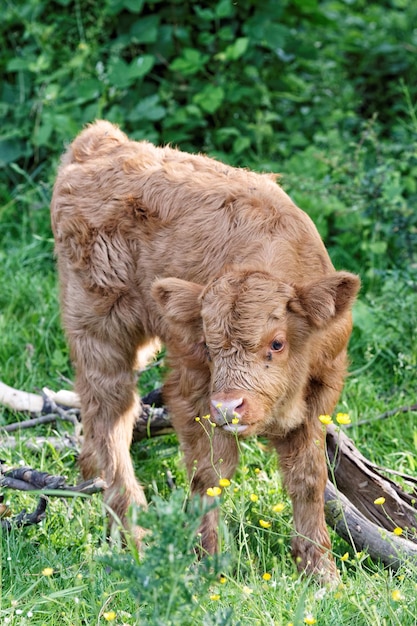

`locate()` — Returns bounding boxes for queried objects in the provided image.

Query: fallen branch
[326,423,417,534]
[353,403,417,428]
[0,460,106,529]
[325,481,417,569]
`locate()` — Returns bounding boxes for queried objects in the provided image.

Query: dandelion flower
[391,589,403,602]
[250,493,258,502]
[103,611,117,621]
[336,413,351,425]
[206,487,222,497]
[374,497,386,505]
[42,567,54,577]
[262,572,272,581]
[219,478,231,488]
[272,503,285,513]
[318,414,333,425]
[210,594,220,601]
[259,519,272,529]
[219,576,227,584]
[393,527,403,536]
[304,614,317,625]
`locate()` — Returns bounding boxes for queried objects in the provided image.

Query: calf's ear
[288,271,360,328]
[151,277,204,323]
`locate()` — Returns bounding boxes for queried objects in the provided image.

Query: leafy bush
[2,0,417,286]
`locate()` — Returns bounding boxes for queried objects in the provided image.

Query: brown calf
[51,121,359,581]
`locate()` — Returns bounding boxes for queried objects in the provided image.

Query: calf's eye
[270,339,285,352]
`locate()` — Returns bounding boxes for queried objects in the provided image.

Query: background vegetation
[1,0,416,624]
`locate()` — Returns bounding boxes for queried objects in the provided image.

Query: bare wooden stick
[352,403,417,428]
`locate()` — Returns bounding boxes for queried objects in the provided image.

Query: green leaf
[128,95,166,122]
[107,55,153,89]
[106,0,144,14]
[233,135,251,154]
[223,37,249,61]
[130,15,159,43]
[6,57,34,72]
[215,0,234,18]
[170,49,209,76]
[0,139,27,166]
[129,55,154,79]
[193,85,225,114]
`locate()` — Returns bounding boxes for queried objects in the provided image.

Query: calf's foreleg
[172,413,239,555]
[272,418,337,582]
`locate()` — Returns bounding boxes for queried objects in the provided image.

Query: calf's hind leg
[72,330,149,544]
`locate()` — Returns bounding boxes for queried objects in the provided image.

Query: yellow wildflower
[210,594,220,601]
[272,503,285,513]
[103,611,117,621]
[374,497,386,505]
[195,417,201,422]
[250,493,259,502]
[219,576,226,584]
[242,586,253,595]
[262,572,272,581]
[340,552,349,561]
[393,527,403,536]
[219,478,231,488]
[391,589,403,602]
[336,413,351,425]
[202,414,211,420]
[207,487,222,497]
[318,414,333,425]
[304,615,316,625]
[231,417,239,424]
[42,567,54,577]
[259,519,272,529]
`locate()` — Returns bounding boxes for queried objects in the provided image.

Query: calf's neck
[51,121,360,581]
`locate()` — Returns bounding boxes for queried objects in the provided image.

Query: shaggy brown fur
[51,120,360,581]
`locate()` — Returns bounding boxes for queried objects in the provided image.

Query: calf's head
[152,269,359,437]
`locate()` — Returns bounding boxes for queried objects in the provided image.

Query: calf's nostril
[210,397,245,422]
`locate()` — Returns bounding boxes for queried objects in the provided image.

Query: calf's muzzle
[210,394,249,434]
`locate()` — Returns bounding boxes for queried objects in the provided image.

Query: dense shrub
[1,0,416,280]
